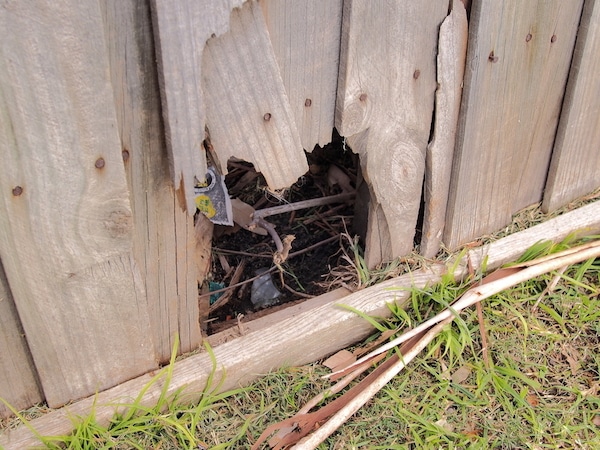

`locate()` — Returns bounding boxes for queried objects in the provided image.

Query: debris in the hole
[208,281,225,305]
[250,268,282,308]
[194,166,233,225]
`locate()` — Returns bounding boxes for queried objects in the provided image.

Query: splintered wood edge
[2,200,599,449]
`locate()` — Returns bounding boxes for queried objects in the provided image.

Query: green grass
[2,256,599,449]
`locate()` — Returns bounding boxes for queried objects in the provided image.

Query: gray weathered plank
[202,0,308,190]
[444,0,584,249]
[261,0,343,151]
[542,0,600,212]
[0,259,43,418]
[150,0,245,213]
[4,199,599,449]
[335,0,449,267]
[421,1,469,258]
[0,0,156,407]
[101,0,202,362]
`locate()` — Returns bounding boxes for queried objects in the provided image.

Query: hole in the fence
[202,131,361,335]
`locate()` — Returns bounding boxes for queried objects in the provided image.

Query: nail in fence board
[261,0,343,151]
[101,0,202,362]
[444,0,584,250]
[543,0,600,212]
[202,1,308,188]
[150,0,245,213]
[421,1,469,258]
[336,0,448,266]
[0,260,43,418]
[0,0,156,407]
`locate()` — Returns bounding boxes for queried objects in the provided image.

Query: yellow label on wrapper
[195,194,216,218]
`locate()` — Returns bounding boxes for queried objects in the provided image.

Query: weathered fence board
[421,1,469,258]
[101,0,202,362]
[261,0,343,151]
[543,0,600,212]
[202,0,308,189]
[444,0,584,249]
[0,0,156,407]
[0,260,43,418]
[150,0,244,213]
[336,0,448,266]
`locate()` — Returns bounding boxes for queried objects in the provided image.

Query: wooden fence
[1,0,599,419]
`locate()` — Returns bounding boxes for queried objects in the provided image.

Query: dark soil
[205,137,358,334]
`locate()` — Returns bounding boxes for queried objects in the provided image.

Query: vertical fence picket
[444,0,584,249]
[0,0,156,407]
[543,0,600,212]
[335,0,448,266]
[101,0,202,361]
[262,0,343,151]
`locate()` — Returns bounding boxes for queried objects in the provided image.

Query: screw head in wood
[413,69,421,79]
[122,149,130,162]
[551,34,557,43]
[526,33,532,42]
[95,157,105,169]
[359,93,367,102]
[304,98,312,107]
[12,186,23,196]
[488,51,499,63]
[263,113,272,121]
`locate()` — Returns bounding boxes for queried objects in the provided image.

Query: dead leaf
[451,365,471,384]
[323,350,356,372]
[592,415,600,427]
[526,393,539,407]
[561,344,582,376]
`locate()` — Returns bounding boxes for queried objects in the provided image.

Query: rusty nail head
[413,69,421,79]
[488,51,499,63]
[526,33,532,42]
[304,98,312,107]
[551,35,557,43]
[263,113,271,121]
[12,186,23,196]
[122,149,130,162]
[359,93,367,102]
[95,157,105,169]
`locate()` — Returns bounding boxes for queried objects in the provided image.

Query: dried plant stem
[327,239,600,378]
[291,319,452,450]
[252,192,355,221]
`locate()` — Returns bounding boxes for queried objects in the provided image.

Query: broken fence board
[444,0,584,250]
[101,0,202,362]
[542,0,600,212]
[335,0,449,267]
[0,0,156,407]
[0,259,43,418]
[421,2,469,258]
[262,0,343,151]
[202,0,308,190]
[150,0,245,213]
[4,199,599,448]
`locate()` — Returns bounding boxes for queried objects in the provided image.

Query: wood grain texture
[101,0,202,362]
[444,0,584,250]
[261,0,343,151]
[202,0,308,190]
[0,259,43,418]
[542,0,600,212]
[421,2,469,258]
[0,0,156,407]
[4,199,599,449]
[335,0,449,267]
[150,0,244,213]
